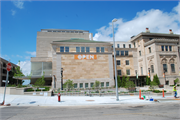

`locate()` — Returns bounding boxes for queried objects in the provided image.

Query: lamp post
[61,68,63,90]
[112,18,119,101]
[148,68,151,80]
[163,69,166,87]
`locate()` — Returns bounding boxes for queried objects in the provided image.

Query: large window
[65,46,69,52]
[169,46,172,51]
[60,47,64,52]
[163,64,167,72]
[151,65,154,73]
[74,83,77,88]
[149,47,151,53]
[171,64,175,73]
[76,47,80,52]
[85,83,88,88]
[106,82,109,87]
[116,51,119,56]
[129,44,131,48]
[126,69,130,75]
[96,47,100,53]
[161,46,164,51]
[117,44,120,48]
[81,47,85,52]
[117,70,121,76]
[121,51,124,56]
[165,46,168,51]
[31,62,52,76]
[90,83,94,88]
[86,47,90,52]
[117,60,120,65]
[123,44,126,48]
[139,51,141,56]
[101,47,104,53]
[126,60,129,65]
[125,51,128,56]
[101,82,104,87]
[80,83,83,88]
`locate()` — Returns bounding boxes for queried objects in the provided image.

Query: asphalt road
[0,102,180,120]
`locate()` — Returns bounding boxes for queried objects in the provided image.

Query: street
[0,102,180,120]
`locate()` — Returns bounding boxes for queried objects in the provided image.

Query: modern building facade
[31,28,180,89]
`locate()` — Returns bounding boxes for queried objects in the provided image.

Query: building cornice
[144,39,178,47]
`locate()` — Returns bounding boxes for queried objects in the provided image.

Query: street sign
[2,80,9,83]
[6,63,12,71]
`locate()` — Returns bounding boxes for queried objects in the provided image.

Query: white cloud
[26,51,36,56]
[13,0,24,9]
[93,2,180,41]
[16,55,23,58]
[11,9,16,16]
[17,60,31,76]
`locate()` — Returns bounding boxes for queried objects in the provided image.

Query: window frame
[139,51,141,56]
[86,47,90,52]
[121,51,124,56]
[126,69,130,75]
[101,47,104,53]
[163,64,168,72]
[60,47,64,52]
[76,47,80,52]
[149,47,151,53]
[116,51,119,56]
[129,44,131,48]
[125,60,129,65]
[117,60,120,65]
[169,46,172,51]
[65,46,69,52]
[171,64,175,73]
[123,44,126,48]
[165,46,168,51]
[151,65,154,73]
[161,46,164,51]
[117,70,121,76]
[125,51,129,56]
[81,47,85,52]
[117,44,120,48]
[96,47,100,53]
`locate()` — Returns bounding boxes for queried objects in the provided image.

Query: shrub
[63,79,74,91]
[146,76,151,85]
[153,74,160,85]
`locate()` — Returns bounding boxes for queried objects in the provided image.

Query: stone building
[30,28,180,89]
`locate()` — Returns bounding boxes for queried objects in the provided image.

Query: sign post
[1,62,11,106]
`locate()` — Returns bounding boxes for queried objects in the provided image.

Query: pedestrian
[173,84,178,98]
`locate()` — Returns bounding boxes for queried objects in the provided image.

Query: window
[96,47,100,53]
[165,46,168,51]
[121,51,124,56]
[106,82,109,87]
[129,44,131,48]
[112,45,113,48]
[74,83,77,88]
[163,64,167,72]
[125,51,128,56]
[90,83,94,88]
[171,64,175,73]
[85,83,88,88]
[126,60,129,65]
[141,67,143,75]
[169,46,172,51]
[3,63,6,67]
[117,60,120,65]
[161,46,164,51]
[117,44,120,48]
[116,51,119,56]
[101,47,104,53]
[76,47,80,52]
[139,51,141,56]
[101,82,104,87]
[60,47,64,52]
[81,47,85,52]
[117,70,121,75]
[151,65,154,73]
[149,38,153,40]
[126,69,130,75]
[166,81,169,85]
[80,83,83,88]
[86,47,90,52]
[149,47,151,53]
[134,42,136,48]
[123,44,125,48]
[65,47,69,52]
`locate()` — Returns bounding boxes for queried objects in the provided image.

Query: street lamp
[112,18,119,101]
[148,68,151,80]
[61,68,63,90]
[135,70,138,86]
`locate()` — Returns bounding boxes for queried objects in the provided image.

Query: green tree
[121,76,126,87]
[117,75,121,87]
[125,76,135,89]
[150,81,158,90]
[174,78,180,85]
[146,76,151,85]
[63,79,74,91]
[34,72,45,87]
[93,80,100,88]
[153,74,160,85]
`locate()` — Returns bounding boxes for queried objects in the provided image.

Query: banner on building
[74,55,97,60]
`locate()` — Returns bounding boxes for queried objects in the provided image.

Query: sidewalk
[0,94,180,107]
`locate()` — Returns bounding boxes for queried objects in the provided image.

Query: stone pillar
[56,54,62,89]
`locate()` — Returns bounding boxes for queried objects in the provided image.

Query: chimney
[146,28,150,33]
[169,29,173,34]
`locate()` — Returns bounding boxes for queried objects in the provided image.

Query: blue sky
[1,1,180,76]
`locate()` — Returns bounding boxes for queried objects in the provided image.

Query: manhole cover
[86,100,95,101]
